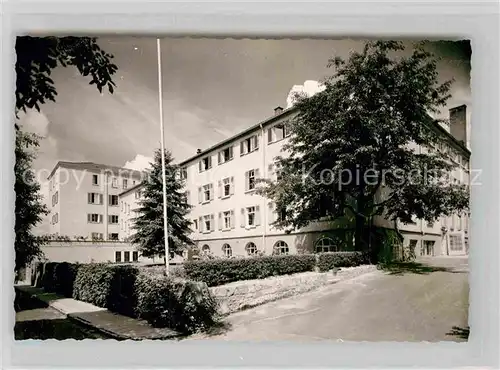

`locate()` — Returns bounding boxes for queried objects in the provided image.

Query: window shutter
[268,203,275,224]
[240,208,246,228]
[268,128,273,143]
[198,187,202,204]
[88,193,91,203]
[254,135,259,150]
[240,141,245,156]
[210,214,215,232]
[199,161,203,172]
[100,194,103,204]
[218,152,222,164]
[218,212,222,230]
[229,146,233,159]
[87,214,91,223]
[230,209,235,229]
[255,168,260,179]
[198,217,203,232]
[208,156,212,169]
[255,206,261,226]
[218,181,222,198]
[210,183,214,200]
[268,164,274,179]
[99,215,103,223]
[245,171,249,191]
[230,177,235,195]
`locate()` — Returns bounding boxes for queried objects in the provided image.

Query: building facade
[177,105,470,259]
[47,162,145,241]
[119,183,143,241]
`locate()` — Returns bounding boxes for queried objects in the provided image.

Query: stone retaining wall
[210,264,377,315]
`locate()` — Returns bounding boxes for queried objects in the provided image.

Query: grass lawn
[15,319,109,340]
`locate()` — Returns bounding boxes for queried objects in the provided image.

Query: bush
[184,254,317,287]
[317,251,367,272]
[72,264,139,316]
[53,262,81,297]
[135,273,219,334]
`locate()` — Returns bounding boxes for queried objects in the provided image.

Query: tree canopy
[259,41,469,252]
[131,149,194,259]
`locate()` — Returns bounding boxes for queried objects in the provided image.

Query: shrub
[53,262,81,297]
[72,264,139,316]
[184,254,317,287]
[317,251,367,272]
[135,273,219,334]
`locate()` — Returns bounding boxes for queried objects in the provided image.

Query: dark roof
[119,182,144,196]
[47,161,147,180]
[177,104,470,167]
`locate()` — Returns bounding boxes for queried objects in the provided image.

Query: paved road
[193,256,469,342]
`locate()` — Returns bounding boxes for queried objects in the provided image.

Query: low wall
[210,264,377,315]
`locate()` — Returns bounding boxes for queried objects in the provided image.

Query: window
[315,237,339,253]
[274,241,289,255]
[121,201,124,211]
[124,251,130,262]
[199,156,212,172]
[222,244,232,258]
[246,242,258,256]
[218,146,234,164]
[123,179,128,189]
[112,178,118,188]
[245,169,259,192]
[91,232,103,240]
[92,174,99,186]
[87,214,103,223]
[193,219,198,231]
[219,210,234,230]
[240,135,259,156]
[426,221,434,228]
[51,213,59,224]
[421,240,435,256]
[219,177,234,198]
[185,191,190,205]
[127,204,130,215]
[134,190,141,200]
[201,244,210,255]
[247,206,256,227]
[132,251,139,262]
[109,215,119,224]
[115,251,122,263]
[109,195,119,206]
[408,239,418,254]
[268,123,286,143]
[180,167,188,180]
[88,192,103,205]
[199,183,214,203]
[52,191,59,206]
[202,214,214,233]
[277,206,286,223]
[109,233,119,241]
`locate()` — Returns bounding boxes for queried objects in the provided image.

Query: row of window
[191,123,291,174]
[121,201,132,215]
[194,206,261,233]
[89,232,119,240]
[91,174,137,189]
[115,251,139,263]
[87,214,119,224]
[441,213,468,231]
[88,193,119,206]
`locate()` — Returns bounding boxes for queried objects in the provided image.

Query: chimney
[274,106,284,116]
[449,105,467,144]
[196,149,202,154]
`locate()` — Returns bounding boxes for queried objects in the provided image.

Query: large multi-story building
[176,105,470,258]
[47,162,145,241]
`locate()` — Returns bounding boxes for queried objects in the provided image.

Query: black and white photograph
[13,36,471,342]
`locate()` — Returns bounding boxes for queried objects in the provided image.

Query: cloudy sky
[18,37,471,233]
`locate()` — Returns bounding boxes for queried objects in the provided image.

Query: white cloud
[124,154,153,171]
[286,80,326,108]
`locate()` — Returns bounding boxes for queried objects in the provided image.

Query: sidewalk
[15,285,181,340]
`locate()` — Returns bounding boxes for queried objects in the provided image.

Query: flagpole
[157,38,170,276]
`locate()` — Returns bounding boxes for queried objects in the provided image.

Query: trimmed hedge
[317,251,367,272]
[184,254,317,287]
[32,261,81,297]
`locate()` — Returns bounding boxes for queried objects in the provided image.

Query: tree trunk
[354,194,366,251]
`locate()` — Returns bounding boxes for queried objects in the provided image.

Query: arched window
[246,242,257,256]
[222,243,232,258]
[315,237,339,253]
[201,244,210,255]
[274,241,289,255]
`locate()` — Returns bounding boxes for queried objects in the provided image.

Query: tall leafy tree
[131,149,193,259]
[260,41,469,253]
[15,36,117,118]
[14,36,118,271]
[15,130,49,273]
